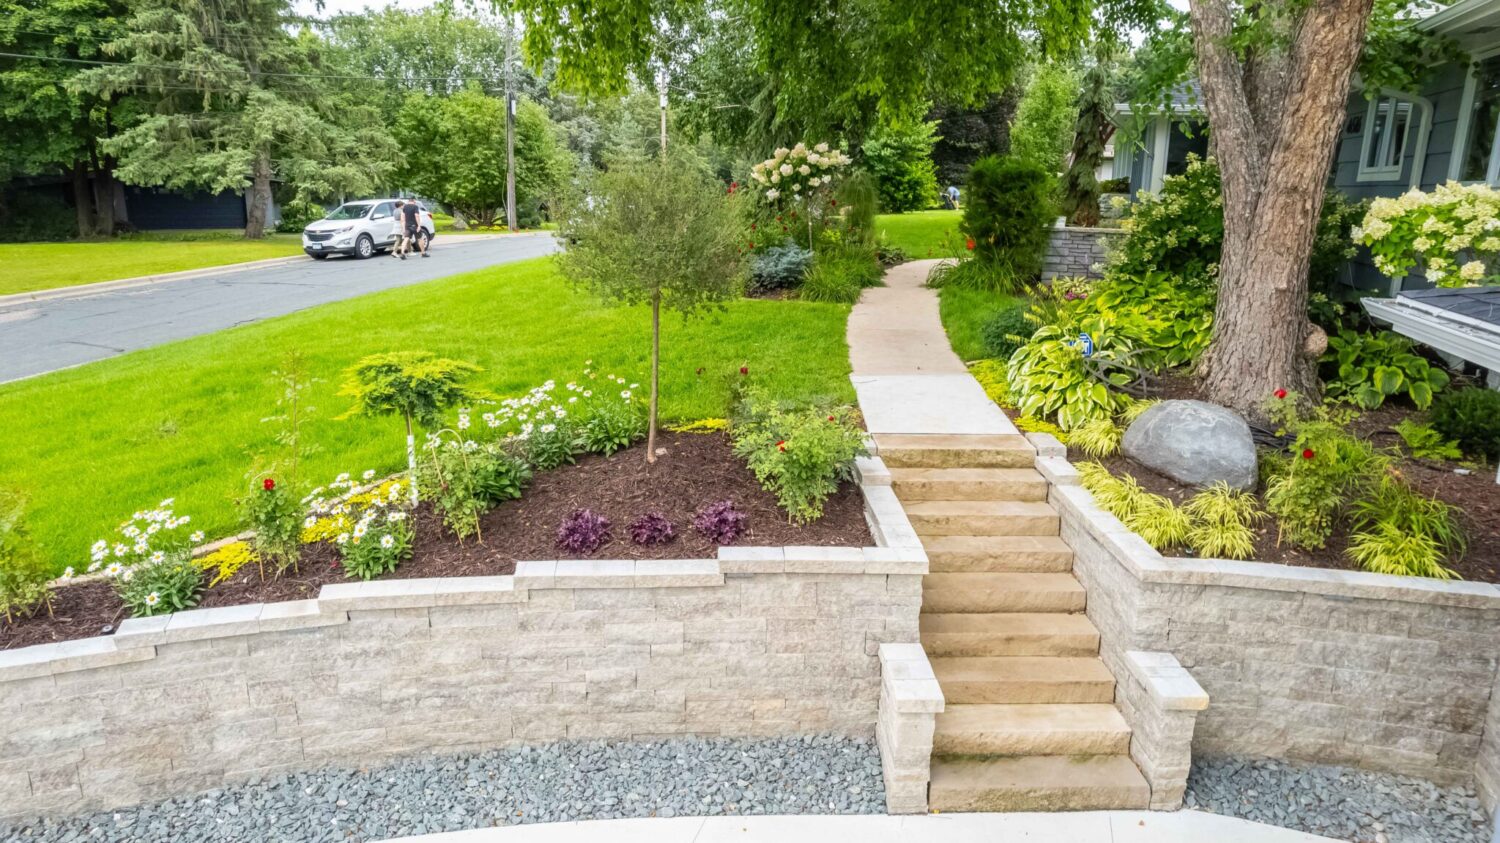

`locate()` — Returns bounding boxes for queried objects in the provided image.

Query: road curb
[0,233,529,309]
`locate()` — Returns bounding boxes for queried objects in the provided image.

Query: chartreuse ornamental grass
[0,257,855,573]
[873,210,963,258]
[0,233,304,296]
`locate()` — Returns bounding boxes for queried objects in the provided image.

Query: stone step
[928,755,1150,812]
[922,573,1085,614]
[930,656,1115,704]
[873,434,1035,469]
[890,468,1048,502]
[921,612,1099,657]
[923,535,1074,573]
[906,500,1060,537]
[933,704,1132,756]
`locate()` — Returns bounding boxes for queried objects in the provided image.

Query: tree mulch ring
[1,432,872,651]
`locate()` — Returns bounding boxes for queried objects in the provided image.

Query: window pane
[1366,100,1389,168]
[1460,58,1500,182]
[1385,100,1412,168]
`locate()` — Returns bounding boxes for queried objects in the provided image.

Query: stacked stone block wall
[876,643,943,814]
[1046,459,1500,801]
[1041,225,1124,280]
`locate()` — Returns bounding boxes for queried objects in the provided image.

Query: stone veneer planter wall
[1041,225,1125,281]
[1028,435,1500,812]
[0,461,928,821]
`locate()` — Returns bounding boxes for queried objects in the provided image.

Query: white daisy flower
[380,535,395,549]
[145,592,160,606]
[336,533,350,545]
[190,531,204,543]
[620,390,631,399]
[159,498,175,507]
[304,516,318,529]
[386,511,407,523]
[353,523,369,538]
[105,562,124,578]
[62,567,75,579]
[362,469,376,481]
[583,391,592,398]
[149,551,165,564]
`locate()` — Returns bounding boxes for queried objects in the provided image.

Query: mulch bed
[1,432,872,651]
[1044,378,1500,584]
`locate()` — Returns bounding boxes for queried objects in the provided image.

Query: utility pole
[504,15,518,232]
[657,69,668,158]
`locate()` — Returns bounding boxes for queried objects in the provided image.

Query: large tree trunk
[244,150,273,239]
[70,163,96,238]
[1188,0,1374,417]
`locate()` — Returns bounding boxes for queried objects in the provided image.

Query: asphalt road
[0,233,558,384]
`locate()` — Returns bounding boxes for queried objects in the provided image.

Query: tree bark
[646,291,661,464]
[244,150,273,239]
[1188,0,1374,417]
[70,163,96,238]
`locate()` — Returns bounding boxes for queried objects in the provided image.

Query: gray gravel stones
[1,735,884,843]
[1186,756,1493,843]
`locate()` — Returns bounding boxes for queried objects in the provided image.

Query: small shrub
[863,120,941,213]
[875,236,908,267]
[420,433,531,541]
[196,541,257,588]
[337,508,414,580]
[557,509,612,554]
[1262,397,1387,549]
[693,500,748,544]
[0,189,78,241]
[275,198,326,233]
[1394,419,1463,461]
[955,154,1056,292]
[628,512,677,545]
[1431,388,1500,460]
[90,500,207,617]
[981,302,1032,360]
[1069,417,1122,458]
[1346,472,1463,579]
[241,476,305,575]
[732,391,866,524]
[526,423,580,470]
[580,396,647,456]
[1183,483,1266,560]
[1126,496,1193,551]
[749,241,813,293]
[801,244,882,303]
[1107,156,1225,286]
[0,490,52,622]
[1322,329,1449,410]
[667,418,730,434]
[118,557,204,617]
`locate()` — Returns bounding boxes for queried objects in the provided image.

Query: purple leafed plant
[628,512,676,546]
[692,500,747,544]
[556,509,612,554]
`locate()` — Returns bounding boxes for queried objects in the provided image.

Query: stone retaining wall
[0,469,927,821]
[1041,225,1124,280]
[1037,446,1500,806]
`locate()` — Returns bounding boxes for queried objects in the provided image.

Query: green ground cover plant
[0,257,855,574]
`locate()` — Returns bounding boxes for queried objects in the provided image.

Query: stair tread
[875,434,1034,451]
[924,572,1084,591]
[935,703,1130,736]
[923,535,1072,553]
[928,755,1150,811]
[906,500,1058,516]
[921,612,1098,635]
[930,655,1114,683]
[889,467,1046,482]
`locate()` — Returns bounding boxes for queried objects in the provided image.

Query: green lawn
[874,210,964,259]
[1,231,304,296]
[938,285,1021,362]
[0,257,855,572]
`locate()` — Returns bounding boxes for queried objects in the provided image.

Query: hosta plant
[1322,329,1449,410]
[557,509,612,554]
[89,500,206,617]
[1006,315,1138,430]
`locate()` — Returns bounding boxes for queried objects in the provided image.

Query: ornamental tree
[554,157,748,462]
[1059,56,1117,227]
[338,352,485,504]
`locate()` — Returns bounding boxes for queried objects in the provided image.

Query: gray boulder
[1121,399,1257,491]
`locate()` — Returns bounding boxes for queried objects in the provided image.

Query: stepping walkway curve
[849,260,1147,811]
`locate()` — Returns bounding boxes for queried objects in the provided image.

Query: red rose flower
[1302,449,1315,460]
[263,478,275,491]
[776,440,786,452]
[965,238,976,251]
[827,415,835,421]
[1274,389,1288,400]
[830,199,838,207]
[739,366,749,376]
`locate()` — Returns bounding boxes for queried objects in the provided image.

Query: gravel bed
[1186,756,1494,843]
[1,735,885,843]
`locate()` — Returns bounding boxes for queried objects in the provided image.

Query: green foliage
[580,398,647,456]
[1394,419,1463,462]
[1431,388,1500,461]
[1129,497,1193,550]
[1083,270,1216,369]
[420,434,531,541]
[339,352,485,430]
[338,509,414,580]
[732,389,866,524]
[241,480,304,575]
[0,489,51,623]
[275,199,327,234]
[1109,156,1225,286]
[1322,330,1449,410]
[862,120,941,213]
[0,190,79,242]
[1060,58,1115,227]
[1308,192,1367,303]
[1182,483,1265,560]
[1006,310,1138,430]
[526,424,580,470]
[1014,415,1066,441]
[1008,63,1082,173]
[981,302,1033,360]
[750,242,813,294]
[836,171,881,248]
[118,556,203,618]
[949,155,1056,292]
[1118,398,1158,425]
[1346,473,1462,579]
[1077,462,1189,549]
[1262,397,1387,550]
[801,244,882,304]
[395,90,574,227]
[1070,417,1123,458]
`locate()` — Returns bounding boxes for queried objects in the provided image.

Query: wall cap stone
[879,643,945,714]
[1124,650,1209,711]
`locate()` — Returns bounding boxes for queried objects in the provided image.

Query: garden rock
[1121,399,1257,490]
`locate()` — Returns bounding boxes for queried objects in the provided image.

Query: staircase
[879,432,1150,812]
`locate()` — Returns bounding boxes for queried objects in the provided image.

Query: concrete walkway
[847,259,1017,437]
[377,812,1340,842]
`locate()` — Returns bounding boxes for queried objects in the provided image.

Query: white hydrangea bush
[1358,181,1500,287]
[748,141,850,203]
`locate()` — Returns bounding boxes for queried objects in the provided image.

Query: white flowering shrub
[1358,181,1500,286]
[749,141,850,204]
[302,473,414,580]
[471,364,644,466]
[84,500,206,616]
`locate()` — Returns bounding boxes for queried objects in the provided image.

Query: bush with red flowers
[240,474,306,576]
[730,387,866,524]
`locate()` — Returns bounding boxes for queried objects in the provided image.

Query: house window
[1358,94,1420,181]
[1457,56,1500,185]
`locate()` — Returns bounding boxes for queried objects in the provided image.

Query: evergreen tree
[1059,58,1115,227]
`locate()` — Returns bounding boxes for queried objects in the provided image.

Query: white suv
[302,199,436,260]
